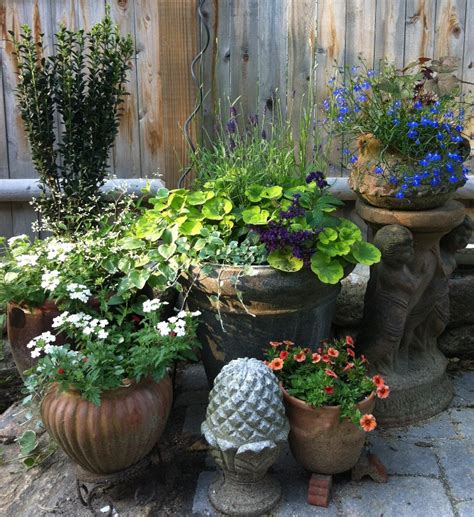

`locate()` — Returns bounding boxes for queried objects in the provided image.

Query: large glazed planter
[40,376,173,475]
[349,134,469,211]
[183,265,343,385]
[7,301,61,377]
[283,389,375,474]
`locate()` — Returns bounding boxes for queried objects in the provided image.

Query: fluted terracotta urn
[40,376,172,475]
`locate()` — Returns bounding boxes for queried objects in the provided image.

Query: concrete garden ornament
[202,358,289,515]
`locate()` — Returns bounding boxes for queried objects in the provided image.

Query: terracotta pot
[40,376,173,475]
[283,389,375,474]
[349,134,468,210]
[183,265,347,385]
[7,301,62,377]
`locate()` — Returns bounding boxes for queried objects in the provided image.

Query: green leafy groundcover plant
[24,297,201,405]
[133,174,381,285]
[264,337,390,431]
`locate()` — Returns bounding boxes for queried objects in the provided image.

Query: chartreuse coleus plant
[132,173,380,286]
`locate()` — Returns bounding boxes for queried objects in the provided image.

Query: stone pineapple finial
[202,357,289,515]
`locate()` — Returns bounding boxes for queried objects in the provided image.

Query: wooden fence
[0,0,473,238]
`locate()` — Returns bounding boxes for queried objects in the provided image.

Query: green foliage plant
[10,7,134,235]
[264,337,390,431]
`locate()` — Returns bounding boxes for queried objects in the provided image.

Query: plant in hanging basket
[323,57,471,210]
[264,336,390,474]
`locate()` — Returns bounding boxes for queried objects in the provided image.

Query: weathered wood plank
[156,0,199,188]
[229,0,259,127]
[404,0,437,65]
[345,0,377,68]
[214,0,232,129]
[135,0,165,180]
[315,0,347,176]
[434,0,467,59]
[287,0,318,139]
[257,0,289,125]
[109,0,141,178]
[374,0,407,69]
[461,0,473,145]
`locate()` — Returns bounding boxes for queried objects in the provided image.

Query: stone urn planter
[40,376,173,475]
[183,265,343,385]
[282,389,375,474]
[7,301,62,377]
[349,134,469,211]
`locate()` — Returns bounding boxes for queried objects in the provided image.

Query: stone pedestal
[356,200,472,426]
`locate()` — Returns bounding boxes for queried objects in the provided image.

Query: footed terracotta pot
[283,389,375,475]
[349,134,468,211]
[7,301,62,377]
[41,376,173,475]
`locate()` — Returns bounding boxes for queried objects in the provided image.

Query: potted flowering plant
[24,295,200,475]
[131,106,380,383]
[324,57,471,210]
[264,336,390,474]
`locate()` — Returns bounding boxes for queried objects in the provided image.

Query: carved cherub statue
[358,224,418,374]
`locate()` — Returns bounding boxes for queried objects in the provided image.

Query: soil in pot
[40,376,173,475]
[282,389,375,475]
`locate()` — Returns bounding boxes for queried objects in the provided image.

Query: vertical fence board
[434,0,467,59]
[374,0,407,69]
[315,0,347,176]
[345,0,377,68]
[200,0,218,140]
[156,0,198,188]
[110,0,141,179]
[257,0,289,124]
[229,0,259,125]
[404,0,437,65]
[214,0,232,127]
[461,0,473,144]
[287,0,318,139]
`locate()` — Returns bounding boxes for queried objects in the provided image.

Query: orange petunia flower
[312,353,322,363]
[376,384,390,399]
[324,386,334,394]
[347,347,355,358]
[280,350,289,360]
[322,354,330,363]
[360,414,377,432]
[294,351,306,362]
[283,340,295,347]
[327,347,339,358]
[269,341,282,348]
[268,358,284,371]
[346,336,355,347]
[343,362,354,372]
[325,368,338,379]
[372,374,385,386]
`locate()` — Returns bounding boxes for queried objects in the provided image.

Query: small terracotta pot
[40,376,173,475]
[7,301,62,377]
[282,389,375,474]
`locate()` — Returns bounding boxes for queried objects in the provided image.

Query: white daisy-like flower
[168,316,178,323]
[52,311,69,328]
[99,319,109,328]
[175,326,186,337]
[143,298,165,313]
[16,254,39,267]
[31,349,41,358]
[97,329,109,340]
[83,326,94,336]
[156,321,171,336]
[41,270,61,291]
[174,319,186,328]
[40,331,56,343]
[26,339,36,349]
[191,310,202,317]
[177,310,187,319]
[43,343,56,354]
[66,283,91,303]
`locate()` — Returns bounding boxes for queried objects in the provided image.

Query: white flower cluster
[66,283,91,303]
[41,269,61,291]
[16,254,39,267]
[46,240,75,262]
[156,309,201,338]
[142,298,169,313]
[27,331,57,358]
[52,311,109,340]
